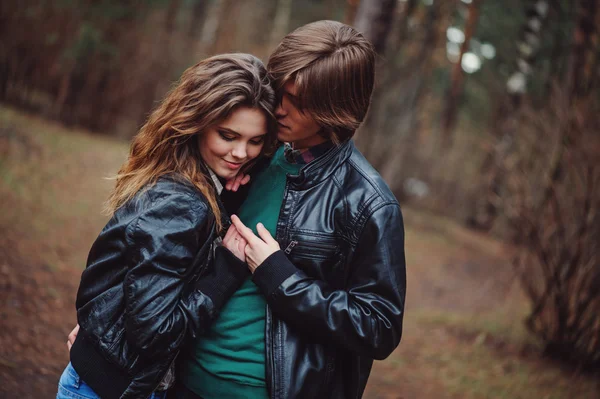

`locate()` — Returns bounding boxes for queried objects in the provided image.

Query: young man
[179,20,406,399]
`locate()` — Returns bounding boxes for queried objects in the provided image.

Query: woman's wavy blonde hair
[105,53,277,230]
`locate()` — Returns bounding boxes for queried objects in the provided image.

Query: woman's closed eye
[218,130,236,141]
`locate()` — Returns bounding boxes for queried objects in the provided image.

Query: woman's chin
[213,168,237,181]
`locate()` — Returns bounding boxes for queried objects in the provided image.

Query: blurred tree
[187,0,209,39]
[356,1,458,199]
[386,0,418,55]
[344,0,359,25]
[353,0,397,54]
[441,0,483,147]
[468,0,550,231]
[269,0,293,50]
[492,0,600,369]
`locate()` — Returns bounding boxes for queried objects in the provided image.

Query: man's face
[275,81,326,150]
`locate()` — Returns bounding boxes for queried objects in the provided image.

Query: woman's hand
[225,173,251,192]
[67,324,79,351]
[222,224,248,262]
[230,215,280,273]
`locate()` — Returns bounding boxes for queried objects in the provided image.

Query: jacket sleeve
[252,203,406,360]
[123,193,248,359]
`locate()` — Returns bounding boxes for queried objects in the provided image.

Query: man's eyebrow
[284,90,299,100]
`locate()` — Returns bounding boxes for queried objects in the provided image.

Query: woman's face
[199,106,267,180]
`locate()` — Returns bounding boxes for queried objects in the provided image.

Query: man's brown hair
[268,20,376,143]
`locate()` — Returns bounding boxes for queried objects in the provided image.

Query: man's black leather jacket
[70,178,248,399]
[248,140,406,398]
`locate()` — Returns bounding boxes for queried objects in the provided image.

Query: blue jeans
[57,362,167,399]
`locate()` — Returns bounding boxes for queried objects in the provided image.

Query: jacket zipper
[267,172,294,399]
[284,240,298,254]
[290,239,337,251]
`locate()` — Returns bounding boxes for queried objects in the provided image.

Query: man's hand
[222,224,248,261]
[67,324,80,351]
[230,215,280,273]
[225,174,251,192]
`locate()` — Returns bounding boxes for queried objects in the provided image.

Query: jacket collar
[288,139,354,189]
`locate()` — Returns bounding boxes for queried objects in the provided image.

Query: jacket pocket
[286,232,339,260]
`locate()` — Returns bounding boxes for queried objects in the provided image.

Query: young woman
[57,53,277,399]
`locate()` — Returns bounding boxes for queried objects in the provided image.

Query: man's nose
[275,102,286,118]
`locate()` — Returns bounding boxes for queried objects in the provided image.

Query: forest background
[1,0,599,398]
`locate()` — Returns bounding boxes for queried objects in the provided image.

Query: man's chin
[277,130,292,142]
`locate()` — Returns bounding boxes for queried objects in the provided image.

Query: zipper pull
[284,240,298,254]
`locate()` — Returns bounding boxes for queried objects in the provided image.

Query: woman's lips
[223,160,243,170]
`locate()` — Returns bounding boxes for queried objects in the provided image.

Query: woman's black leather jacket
[70,178,248,399]
[246,140,406,399]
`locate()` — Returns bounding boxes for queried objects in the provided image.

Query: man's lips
[277,122,290,130]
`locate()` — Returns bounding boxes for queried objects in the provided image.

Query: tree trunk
[386,0,418,55]
[353,0,397,54]
[441,0,482,147]
[571,0,598,98]
[165,0,182,33]
[344,0,360,26]
[379,1,455,188]
[269,0,294,50]
[197,0,228,55]
[354,0,419,156]
[188,0,208,38]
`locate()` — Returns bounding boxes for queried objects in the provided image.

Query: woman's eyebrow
[217,127,240,136]
[219,127,267,138]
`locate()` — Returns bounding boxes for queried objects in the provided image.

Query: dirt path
[0,246,78,397]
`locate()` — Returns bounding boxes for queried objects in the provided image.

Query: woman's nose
[231,143,247,159]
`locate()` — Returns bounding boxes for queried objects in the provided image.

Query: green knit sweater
[180,147,301,399]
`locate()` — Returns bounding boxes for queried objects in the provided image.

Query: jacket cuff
[194,246,249,310]
[252,250,298,298]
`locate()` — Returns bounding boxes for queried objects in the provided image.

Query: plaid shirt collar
[283,140,335,165]
[207,168,223,194]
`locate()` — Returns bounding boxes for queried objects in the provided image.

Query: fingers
[225,174,249,192]
[67,324,80,351]
[232,174,250,192]
[236,236,248,254]
[232,175,242,192]
[225,175,240,191]
[223,224,238,245]
[230,215,259,243]
[256,223,277,245]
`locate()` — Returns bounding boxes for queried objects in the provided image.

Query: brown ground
[1,107,598,398]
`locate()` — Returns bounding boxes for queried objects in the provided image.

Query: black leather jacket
[70,178,248,399]
[248,140,406,399]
